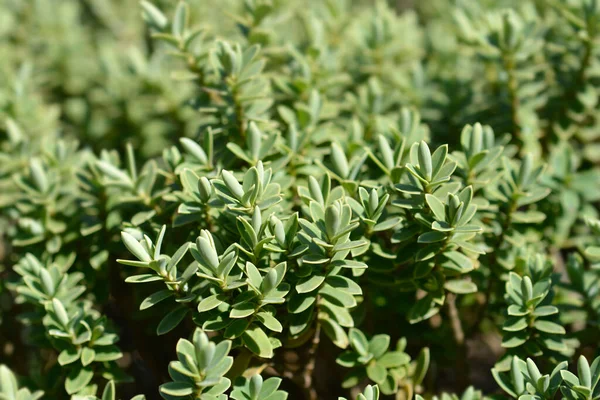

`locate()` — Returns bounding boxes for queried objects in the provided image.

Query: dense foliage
[1,0,600,399]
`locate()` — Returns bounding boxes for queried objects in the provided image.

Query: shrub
[1,0,600,399]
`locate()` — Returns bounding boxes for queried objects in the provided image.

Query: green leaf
[319,284,356,308]
[288,305,314,337]
[52,298,69,327]
[256,311,283,333]
[180,138,207,163]
[368,335,390,359]
[418,141,433,180]
[58,347,81,366]
[154,225,167,259]
[330,259,368,270]
[160,382,194,396]
[502,332,528,348]
[242,326,273,358]
[578,356,591,388]
[65,367,94,394]
[377,351,410,368]
[141,0,168,30]
[431,144,448,177]
[125,274,163,283]
[81,347,95,367]
[572,385,592,398]
[296,274,325,294]
[331,143,349,178]
[341,369,366,389]
[418,231,447,243]
[197,235,219,271]
[442,251,474,273]
[208,340,232,370]
[320,317,349,349]
[258,377,283,398]
[444,280,477,294]
[222,170,244,200]
[503,317,528,332]
[532,305,558,317]
[432,221,453,232]
[94,346,122,362]
[320,300,353,328]
[332,240,368,253]
[512,211,546,224]
[413,348,429,385]
[172,1,188,38]
[373,216,401,232]
[366,363,387,384]
[245,262,263,289]
[40,268,55,296]
[425,194,446,221]
[585,246,600,259]
[561,370,580,387]
[30,158,49,192]
[408,296,439,324]
[511,357,525,394]
[288,294,315,314]
[590,356,600,391]
[102,381,116,400]
[533,320,565,334]
[157,307,190,335]
[337,351,360,368]
[121,232,152,262]
[349,328,369,356]
[248,122,263,161]
[224,318,250,339]
[230,302,256,319]
[492,368,517,398]
[198,294,227,313]
[140,290,174,310]
[168,242,191,271]
[116,259,151,268]
[325,204,341,239]
[326,275,362,295]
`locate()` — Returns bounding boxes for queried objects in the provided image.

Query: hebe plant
[1,0,600,399]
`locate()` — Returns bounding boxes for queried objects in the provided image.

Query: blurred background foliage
[1,0,600,399]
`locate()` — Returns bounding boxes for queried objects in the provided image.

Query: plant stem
[469,200,516,336]
[542,19,593,153]
[302,321,321,400]
[503,54,522,143]
[446,293,469,392]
